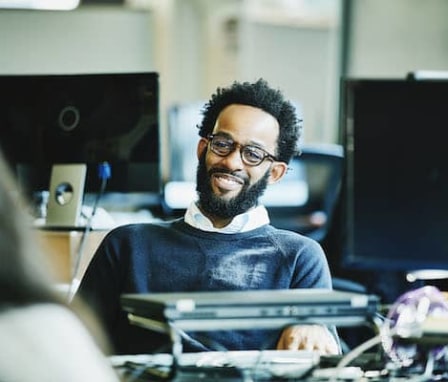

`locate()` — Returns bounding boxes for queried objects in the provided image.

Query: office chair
[267,143,344,244]
[266,144,366,294]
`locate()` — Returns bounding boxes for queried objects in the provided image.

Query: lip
[211,172,244,192]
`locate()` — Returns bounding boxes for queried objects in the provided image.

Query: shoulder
[0,304,93,345]
[258,226,331,288]
[104,218,183,241]
[90,219,188,262]
[264,225,324,252]
[0,304,119,381]
[264,225,328,268]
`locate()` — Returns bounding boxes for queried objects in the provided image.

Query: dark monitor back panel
[0,72,160,197]
[340,79,448,271]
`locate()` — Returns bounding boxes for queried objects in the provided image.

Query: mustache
[208,167,249,183]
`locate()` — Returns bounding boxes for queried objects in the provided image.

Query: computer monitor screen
[0,72,160,198]
[340,78,448,271]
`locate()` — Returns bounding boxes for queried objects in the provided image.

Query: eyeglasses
[207,134,278,166]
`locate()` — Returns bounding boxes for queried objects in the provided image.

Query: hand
[276,325,340,355]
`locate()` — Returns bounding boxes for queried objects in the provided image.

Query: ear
[197,137,208,159]
[268,162,288,185]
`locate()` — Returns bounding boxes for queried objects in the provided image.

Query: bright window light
[0,0,79,10]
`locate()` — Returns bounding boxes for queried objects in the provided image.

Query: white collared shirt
[184,201,270,234]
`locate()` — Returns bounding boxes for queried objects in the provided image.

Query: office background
[1,0,448,303]
[2,0,448,182]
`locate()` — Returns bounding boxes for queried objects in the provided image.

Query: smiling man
[76,79,340,355]
[195,104,286,226]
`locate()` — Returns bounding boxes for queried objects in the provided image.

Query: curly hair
[197,78,302,164]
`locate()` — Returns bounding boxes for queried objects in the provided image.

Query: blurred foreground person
[0,151,120,382]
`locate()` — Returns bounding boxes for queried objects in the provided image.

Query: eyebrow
[212,132,269,150]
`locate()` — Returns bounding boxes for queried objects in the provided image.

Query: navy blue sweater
[77,219,333,354]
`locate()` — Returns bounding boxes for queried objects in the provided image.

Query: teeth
[216,174,242,185]
[222,178,238,185]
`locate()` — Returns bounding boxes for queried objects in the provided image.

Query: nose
[217,147,245,171]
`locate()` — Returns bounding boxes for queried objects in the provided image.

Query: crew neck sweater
[77,218,332,355]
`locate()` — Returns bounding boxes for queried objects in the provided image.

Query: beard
[196,152,270,220]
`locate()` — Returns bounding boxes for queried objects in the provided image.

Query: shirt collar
[184,201,270,234]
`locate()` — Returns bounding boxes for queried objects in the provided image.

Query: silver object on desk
[121,288,380,332]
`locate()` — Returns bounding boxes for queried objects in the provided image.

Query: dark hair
[197,78,302,164]
[0,152,57,306]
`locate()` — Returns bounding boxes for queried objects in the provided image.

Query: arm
[277,236,341,354]
[74,224,171,355]
[74,229,126,348]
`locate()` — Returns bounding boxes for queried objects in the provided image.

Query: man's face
[196,104,287,220]
[196,150,270,219]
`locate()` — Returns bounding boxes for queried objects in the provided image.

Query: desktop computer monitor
[340,78,448,271]
[0,72,160,201]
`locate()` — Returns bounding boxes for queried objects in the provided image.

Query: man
[76,79,339,355]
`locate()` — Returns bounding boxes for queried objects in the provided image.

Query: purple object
[381,285,448,367]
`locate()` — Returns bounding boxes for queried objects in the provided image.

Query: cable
[329,333,383,382]
[67,162,111,301]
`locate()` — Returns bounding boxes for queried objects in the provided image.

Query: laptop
[121,289,380,332]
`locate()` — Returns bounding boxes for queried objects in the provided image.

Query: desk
[112,350,447,381]
[36,229,108,283]
[110,351,388,381]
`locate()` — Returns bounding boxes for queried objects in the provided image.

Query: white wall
[154,0,343,174]
[0,6,154,74]
[239,21,341,144]
[347,0,448,78]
